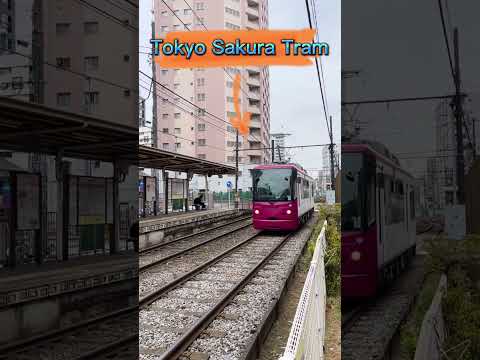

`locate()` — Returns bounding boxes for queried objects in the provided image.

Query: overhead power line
[304,0,330,136]
[437,0,456,87]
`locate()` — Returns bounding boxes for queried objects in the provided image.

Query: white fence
[280,220,328,360]
[414,274,447,360]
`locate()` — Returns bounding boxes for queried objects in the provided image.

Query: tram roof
[0,97,137,162]
[138,145,236,176]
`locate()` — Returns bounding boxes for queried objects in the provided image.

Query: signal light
[286,209,292,215]
[254,209,260,215]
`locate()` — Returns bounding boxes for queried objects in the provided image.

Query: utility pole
[271,140,275,163]
[234,130,239,209]
[329,116,336,191]
[151,18,160,214]
[453,27,465,204]
[472,117,477,159]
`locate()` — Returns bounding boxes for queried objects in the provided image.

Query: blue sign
[139,179,144,192]
[226,180,232,189]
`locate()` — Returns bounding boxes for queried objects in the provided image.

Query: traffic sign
[226,180,233,189]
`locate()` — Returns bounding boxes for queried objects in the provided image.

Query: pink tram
[342,142,417,298]
[252,164,315,231]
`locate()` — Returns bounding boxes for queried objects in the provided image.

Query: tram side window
[366,170,376,226]
[410,191,415,220]
[303,179,310,199]
[297,177,303,199]
[385,177,405,225]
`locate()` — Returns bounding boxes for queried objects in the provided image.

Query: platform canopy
[0,97,137,162]
[139,145,236,176]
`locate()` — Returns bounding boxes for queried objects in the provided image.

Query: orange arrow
[228,74,251,136]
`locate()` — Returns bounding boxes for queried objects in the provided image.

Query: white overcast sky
[139,1,341,172]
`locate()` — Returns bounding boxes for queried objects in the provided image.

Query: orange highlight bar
[153,29,325,68]
[229,74,251,136]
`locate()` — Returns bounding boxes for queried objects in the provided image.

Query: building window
[227,141,236,147]
[162,114,169,119]
[225,22,240,30]
[84,91,99,112]
[227,96,235,103]
[161,26,168,32]
[197,78,205,86]
[173,24,181,30]
[174,83,180,90]
[225,7,240,17]
[197,93,205,101]
[196,2,204,10]
[198,123,206,131]
[174,127,181,134]
[174,113,181,119]
[197,108,206,116]
[227,125,236,133]
[161,69,168,75]
[184,9,191,15]
[175,142,181,149]
[56,57,71,69]
[84,56,99,71]
[227,111,236,118]
[161,10,168,16]
[56,92,71,106]
[84,21,98,34]
[163,143,169,150]
[198,139,206,146]
[198,154,206,159]
[162,98,168,103]
[227,156,235,162]
[56,23,70,34]
[195,17,205,25]
[226,81,233,88]
[162,128,169,133]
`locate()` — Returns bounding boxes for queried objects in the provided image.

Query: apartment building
[42,0,138,128]
[0,0,33,102]
[271,132,291,163]
[153,0,270,191]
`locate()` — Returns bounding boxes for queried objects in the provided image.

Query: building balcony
[248,91,260,101]
[246,6,259,20]
[247,104,261,114]
[247,75,260,87]
[246,19,260,30]
[247,0,259,7]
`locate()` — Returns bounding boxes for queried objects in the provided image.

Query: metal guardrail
[414,274,447,360]
[280,220,328,360]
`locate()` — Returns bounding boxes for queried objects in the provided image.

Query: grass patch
[400,234,480,359]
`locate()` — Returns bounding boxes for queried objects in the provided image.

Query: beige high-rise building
[153,0,271,178]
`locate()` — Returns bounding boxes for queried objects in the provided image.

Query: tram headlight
[286,209,292,215]
[351,251,361,262]
[254,209,260,215]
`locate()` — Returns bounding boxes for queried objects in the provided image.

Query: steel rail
[139,215,252,254]
[139,231,262,308]
[139,221,253,272]
[75,334,138,360]
[158,232,295,360]
[0,305,138,355]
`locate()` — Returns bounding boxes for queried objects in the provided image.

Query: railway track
[140,217,253,270]
[342,222,442,360]
[140,215,252,255]
[139,231,295,360]
[0,306,138,360]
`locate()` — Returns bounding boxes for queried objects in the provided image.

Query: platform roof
[0,97,137,162]
[138,145,236,176]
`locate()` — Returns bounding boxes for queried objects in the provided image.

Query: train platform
[139,208,251,249]
[0,253,137,309]
[140,208,247,233]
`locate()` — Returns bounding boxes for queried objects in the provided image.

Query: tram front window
[342,153,364,231]
[252,169,293,201]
